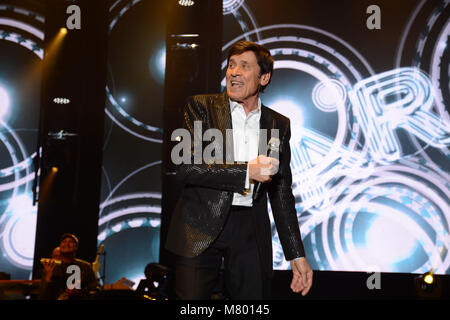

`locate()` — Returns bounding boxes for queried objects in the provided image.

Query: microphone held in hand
[253,137,280,200]
[41,258,62,265]
[267,137,280,159]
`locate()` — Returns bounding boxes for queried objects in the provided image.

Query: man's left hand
[290,257,313,296]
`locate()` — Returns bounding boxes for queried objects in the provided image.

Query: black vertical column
[32,0,107,278]
[160,0,222,271]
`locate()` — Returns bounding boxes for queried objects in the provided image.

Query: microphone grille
[268,137,280,151]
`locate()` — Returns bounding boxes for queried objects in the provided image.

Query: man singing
[166,40,313,299]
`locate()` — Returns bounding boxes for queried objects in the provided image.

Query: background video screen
[222,0,449,274]
[97,0,164,285]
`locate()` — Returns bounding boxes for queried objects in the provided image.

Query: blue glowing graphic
[350,68,450,163]
[223,2,450,274]
[0,4,43,278]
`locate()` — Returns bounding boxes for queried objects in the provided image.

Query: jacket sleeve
[268,119,305,260]
[175,96,248,193]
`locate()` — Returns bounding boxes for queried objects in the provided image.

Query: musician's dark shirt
[39,258,97,300]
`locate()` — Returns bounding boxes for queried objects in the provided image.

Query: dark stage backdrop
[222,0,449,274]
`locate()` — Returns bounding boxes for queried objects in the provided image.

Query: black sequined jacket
[165,91,305,276]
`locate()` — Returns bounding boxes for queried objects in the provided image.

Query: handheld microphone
[40,258,62,265]
[267,137,280,159]
[252,137,280,200]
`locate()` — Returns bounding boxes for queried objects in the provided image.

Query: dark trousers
[175,206,271,300]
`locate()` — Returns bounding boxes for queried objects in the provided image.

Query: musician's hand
[249,155,279,182]
[42,259,57,282]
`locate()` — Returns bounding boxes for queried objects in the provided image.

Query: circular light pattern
[2,195,37,268]
[222,0,260,42]
[99,0,165,284]
[0,85,10,118]
[294,159,450,273]
[396,0,450,171]
[0,4,44,273]
[98,159,162,281]
[364,214,417,267]
[225,5,450,275]
[312,79,347,113]
[223,0,245,15]
[0,5,44,59]
[106,0,163,144]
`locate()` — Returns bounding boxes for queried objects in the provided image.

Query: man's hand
[42,259,57,282]
[249,155,279,182]
[290,257,313,296]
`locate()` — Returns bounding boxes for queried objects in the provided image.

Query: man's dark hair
[227,40,274,92]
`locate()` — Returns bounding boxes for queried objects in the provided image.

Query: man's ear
[260,72,271,86]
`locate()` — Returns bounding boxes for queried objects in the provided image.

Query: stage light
[423,272,434,285]
[51,166,59,173]
[53,97,71,104]
[171,34,199,38]
[178,0,195,6]
[415,270,442,299]
[174,42,200,49]
[46,28,68,59]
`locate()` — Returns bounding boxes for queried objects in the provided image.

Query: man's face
[60,237,77,254]
[226,50,271,104]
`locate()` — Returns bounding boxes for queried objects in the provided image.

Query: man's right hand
[42,259,57,282]
[249,155,279,183]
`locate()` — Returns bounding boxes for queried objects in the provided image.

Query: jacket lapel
[214,91,234,163]
[258,105,274,155]
[252,105,275,201]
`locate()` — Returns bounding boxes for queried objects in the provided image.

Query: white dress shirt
[230,98,261,207]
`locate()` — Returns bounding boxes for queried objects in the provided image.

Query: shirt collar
[229,98,261,114]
